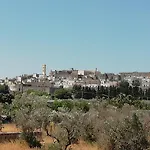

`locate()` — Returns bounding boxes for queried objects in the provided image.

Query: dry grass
[42,136,54,144]
[0,140,39,150]
[0,124,100,150]
[1,124,21,133]
[42,136,100,150]
[0,140,99,150]
[70,141,99,150]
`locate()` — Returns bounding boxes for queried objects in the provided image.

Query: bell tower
[42,64,46,78]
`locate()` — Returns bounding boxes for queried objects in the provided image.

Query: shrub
[61,100,74,111]
[107,97,150,110]
[51,100,63,111]
[75,101,90,112]
[82,119,97,142]
[80,111,98,143]
[22,132,42,148]
[26,89,49,96]
[54,88,72,99]
[104,113,149,150]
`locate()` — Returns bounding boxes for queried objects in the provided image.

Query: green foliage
[1,103,12,121]
[119,80,129,88]
[0,84,14,105]
[11,93,51,132]
[51,100,63,111]
[0,93,14,104]
[73,82,150,100]
[145,88,150,100]
[0,84,9,94]
[109,86,117,98]
[108,96,150,110]
[75,101,90,113]
[54,88,72,99]
[26,89,49,96]
[72,85,82,99]
[61,100,74,111]
[6,89,150,150]
[83,87,96,99]
[0,84,14,104]
[119,80,129,95]
[22,132,42,148]
[72,85,96,99]
[50,100,90,112]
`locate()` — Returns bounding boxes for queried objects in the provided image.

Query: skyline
[0,0,150,78]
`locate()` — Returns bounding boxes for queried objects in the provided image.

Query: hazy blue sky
[0,0,150,78]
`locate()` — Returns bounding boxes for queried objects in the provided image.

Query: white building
[63,79,75,88]
[101,80,118,87]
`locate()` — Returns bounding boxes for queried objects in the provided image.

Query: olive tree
[11,93,51,148]
[79,103,149,150]
[44,110,82,150]
[11,93,50,131]
[11,93,82,149]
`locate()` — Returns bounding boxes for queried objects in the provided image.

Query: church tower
[42,64,46,78]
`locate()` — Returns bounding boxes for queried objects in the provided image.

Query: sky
[0,0,150,78]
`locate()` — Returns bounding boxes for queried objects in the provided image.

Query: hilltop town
[1,64,150,95]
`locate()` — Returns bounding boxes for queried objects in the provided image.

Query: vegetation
[0,85,14,104]
[0,140,98,150]
[26,89,49,97]
[0,84,9,94]
[49,100,90,112]
[104,113,149,150]
[53,81,150,100]
[21,132,42,148]
[0,104,2,130]
[1,87,150,150]
[44,111,81,150]
[54,88,72,99]
[72,85,96,99]
[10,93,50,148]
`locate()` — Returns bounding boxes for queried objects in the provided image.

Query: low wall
[0,131,42,142]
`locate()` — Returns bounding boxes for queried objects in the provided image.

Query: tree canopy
[54,88,72,99]
[0,84,9,94]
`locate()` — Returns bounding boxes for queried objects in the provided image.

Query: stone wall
[0,131,42,142]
